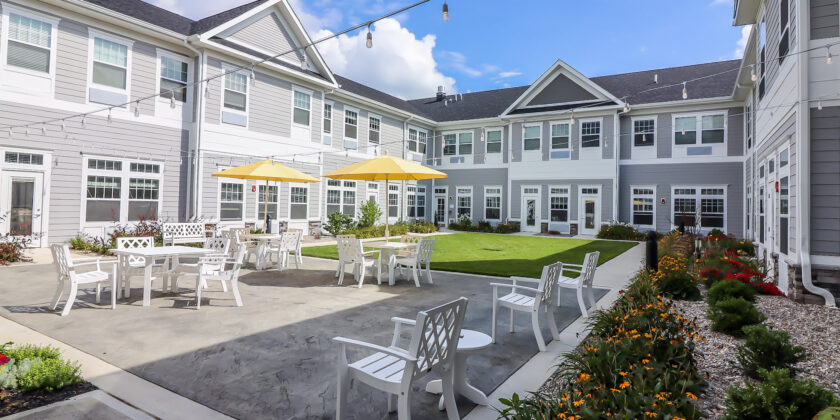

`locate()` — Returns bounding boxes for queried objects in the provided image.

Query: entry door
[766,179,776,258]
[580,194,600,235]
[521,193,540,232]
[434,196,446,226]
[1,171,44,247]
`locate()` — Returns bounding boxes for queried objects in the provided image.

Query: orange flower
[686,392,698,400]
[573,399,584,407]
[619,381,630,389]
[577,373,590,383]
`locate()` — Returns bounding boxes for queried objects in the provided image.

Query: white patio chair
[50,244,117,317]
[389,238,434,287]
[115,236,166,298]
[267,231,302,270]
[335,234,356,278]
[287,228,304,267]
[189,243,247,309]
[491,262,562,352]
[556,251,600,317]
[170,238,231,290]
[337,238,381,288]
[334,297,469,420]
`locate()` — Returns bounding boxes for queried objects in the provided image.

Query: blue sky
[153,0,749,98]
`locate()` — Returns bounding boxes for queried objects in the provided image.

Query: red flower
[0,353,9,366]
[756,282,785,296]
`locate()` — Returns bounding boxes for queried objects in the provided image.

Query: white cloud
[710,0,732,5]
[733,25,752,58]
[315,18,456,99]
[497,71,522,78]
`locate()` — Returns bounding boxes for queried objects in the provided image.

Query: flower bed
[0,343,95,416]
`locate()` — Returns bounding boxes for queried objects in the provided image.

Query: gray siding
[527,74,597,106]
[810,106,840,256]
[618,162,744,237]
[204,57,223,126]
[228,12,303,61]
[131,41,158,116]
[511,179,613,224]
[811,0,840,40]
[432,168,508,222]
[511,114,614,162]
[757,113,798,255]
[54,19,88,104]
[249,71,293,137]
[762,0,798,95]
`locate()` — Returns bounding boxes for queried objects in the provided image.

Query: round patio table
[248,234,282,271]
[366,242,412,285]
[425,329,491,410]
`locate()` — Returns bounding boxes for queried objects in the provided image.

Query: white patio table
[110,246,217,307]
[365,241,412,285]
[425,329,491,410]
[247,234,282,271]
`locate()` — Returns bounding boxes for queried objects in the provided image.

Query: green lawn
[301,233,637,278]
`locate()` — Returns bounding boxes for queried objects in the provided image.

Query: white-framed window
[326,180,356,218]
[442,131,472,163]
[777,145,790,253]
[388,184,399,218]
[89,31,132,95]
[5,151,44,165]
[289,185,308,220]
[672,187,726,231]
[746,184,751,234]
[406,186,426,218]
[549,187,569,222]
[758,183,765,243]
[292,88,311,126]
[757,18,766,99]
[417,131,428,155]
[83,157,163,224]
[257,184,278,221]
[2,7,58,79]
[550,122,570,159]
[486,129,502,154]
[443,133,456,155]
[416,186,426,218]
[484,186,501,221]
[223,68,249,113]
[456,186,472,219]
[367,182,379,203]
[408,128,418,152]
[159,53,188,103]
[323,103,332,134]
[369,114,381,145]
[219,181,244,221]
[580,120,601,148]
[523,124,541,152]
[779,0,790,61]
[745,100,752,149]
[673,112,726,148]
[631,186,655,227]
[458,132,473,155]
[344,109,358,140]
[632,118,655,147]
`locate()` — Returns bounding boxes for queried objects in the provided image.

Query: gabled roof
[407,86,529,122]
[334,75,433,119]
[590,60,742,105]
[211,37,331,83]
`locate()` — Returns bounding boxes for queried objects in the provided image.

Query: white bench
[162,223,207,245]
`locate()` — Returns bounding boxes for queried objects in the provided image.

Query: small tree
[324,211,353,236]
[358,200,382,228]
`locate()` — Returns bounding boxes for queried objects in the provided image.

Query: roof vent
[436,85,446,101]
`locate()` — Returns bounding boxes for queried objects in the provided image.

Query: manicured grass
[301,233,637,278]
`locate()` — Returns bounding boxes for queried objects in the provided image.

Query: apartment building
[0,0,837,302]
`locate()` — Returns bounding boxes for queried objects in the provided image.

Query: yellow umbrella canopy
[213,159,319,229]
[323,153,447,239]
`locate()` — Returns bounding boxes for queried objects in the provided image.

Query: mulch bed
[673,296,840,419]
[0,382,97,416]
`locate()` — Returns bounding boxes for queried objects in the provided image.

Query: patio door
[521,187,540,232]
[1,171,44,247]
[579,189,601,235]
[765,178,776,277]
[434,196,446,226]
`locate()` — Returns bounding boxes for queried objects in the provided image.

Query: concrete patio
[0,252,619,419]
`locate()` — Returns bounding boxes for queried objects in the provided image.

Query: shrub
[707,297,765,337]
[596,222,645,241]
[707,228,726,238]
[3,344,62,362]
[494,222,520,233]
[408,221,437,234]
[15,357,83,392]
[448,219,520,234]
[723,368,840,420]
[357,200,382,228]
[0,234,29,266]
[324,211,354,236]
[651,255,701,300]
[699,267,726,288]
[735,324,808,379]
[707,279,757,307]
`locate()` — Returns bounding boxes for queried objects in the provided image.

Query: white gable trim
[502,59,625,116]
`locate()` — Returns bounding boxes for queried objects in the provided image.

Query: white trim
[483,185,502,222]
[290,84,313,141]
[80,155,165,229]
[619,155,745,165]
[219,62,250,127]
[519,184,541,232]
[0,145,53,247]
[671,110,729,157]
[287,182,309,221]
[630,185,656,230]
[548,185,570,223]
[254,182,279,221]
[578,117,602,159]
[154,49,192,118]
[578,185,602,235]
[548,120,571,160]
[630,115,657,159]
[216,175,246,225]
[484,127,504,163]
[455,185,473,221]
[0,4,59,96]
[367,112,382,155]
[670,184,728,234]
[439,129,474,166]
[521,122,542,161]
[86,28,134,102]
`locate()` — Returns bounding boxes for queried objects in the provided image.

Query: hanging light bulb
[170,94,176,109]
[7,127,11,137]
[366,24,373,49]
[107,108,112,124]
[817,100,823,110]
[41,125,47,135]
[300,55,307,70]
[61,120,66,132]
[681,82,688,100]
[204,84,210,98]
[750,66,757,82]
[826,46,833,64]
[250,66,257,87]
[25,127,30,137]
[442,1,449,21]
[134,101,141,117]
[81,115,86,127]
[623,100,630,113]
[570,112,575,125]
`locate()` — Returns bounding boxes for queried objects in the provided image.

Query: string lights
[826,46,833,64]
[442,1,449,21]
[366,24,373,48]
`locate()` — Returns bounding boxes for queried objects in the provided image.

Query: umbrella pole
[384,176,390,241]
[264,179,269,232]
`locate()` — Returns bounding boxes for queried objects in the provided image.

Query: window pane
[551,136,569,149]
[524,126,540,139]
[9,14,51,47]
[94,38,127,67]
[160,78,187,102]
[290,204,307,220]
[443,134,456,155]
[7,40,49,73]
[128,201,158,221]
[293,91,310,110]
[92,62,127,89]
[487,130,502,142]
[487,142,502,153]
[675,131,696,145]
[225,72,247,93]
[224,90,247,111]
[220,203,242,221]
[524,138,541,150]
[459,133,472,155]
[581,135,599,148]
[86,200,121,222]
[701,129,724,144]
[293,107,310,126]
[161,56,187,82]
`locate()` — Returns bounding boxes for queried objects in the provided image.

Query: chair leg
[532,310,547,352]
[294,252,300,269]
[387,394,395,413]
[586,284,596,308]
[411,267,420,288]
[491,294,498,344]
[425,265,433,284]
[50,280,64,310]
[96,283,101,304]
[111,266,117,310]
[338,265,345,285]
[61,284,78,317]
[441,369,460,420]
[336,365,349,420]
[576,288,588,317]
[376,257,382,285]
[220,276,228,292]
[509,307,515,333]
[357,264,366,288]
[231,278,243,307]
[195,275,203,310]
[397,392,411,420]
[557,283,562,307]
[547,304,560,340]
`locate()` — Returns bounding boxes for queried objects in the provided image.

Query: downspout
[184,37,204,221]
[796,2,835,306]
[613,111,620,222]
[402,115,415,222]
[506,120,513,222]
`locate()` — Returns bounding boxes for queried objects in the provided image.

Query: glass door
[1,171,44,246]
[520,191,540,232]
[579,192,600,235]
[435,196,446,225]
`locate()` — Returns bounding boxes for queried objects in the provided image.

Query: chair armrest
[562,267,583,274]
[509,276,541,284]
[563,263,584,269]
[333,337,417,362]
[504,284,543,294]
[362,250,380,256]
[391,317,416,326]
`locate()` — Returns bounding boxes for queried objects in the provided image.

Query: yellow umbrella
[323,152,447,239]
[213,159,319,230]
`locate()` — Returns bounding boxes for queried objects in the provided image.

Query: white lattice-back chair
[335,234,356,278]
[50,244,117,316]
[188,243,247,309]
[334,297,469,420]
[115,236,166,298]
[286,228,304,266]
[170,238,231,290]
[491,262,562,351]
[162,223,206,245]
[337,239,381,288]
[556,251,600,317]
[389,238,435,287]
[270,231,302,269]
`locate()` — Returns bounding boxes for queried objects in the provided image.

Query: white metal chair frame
[337,238,382,288]
[50,244,117,316]
[161,222,206,245]
[334,297,469,420]
[268,231,302,270]
[556,251,600,317]
[189,243,247,309]
[491,262,562,351]
[334,234,356,278]
[115,236,166,298]
[170,238,231,290]
[389,238,435,287]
